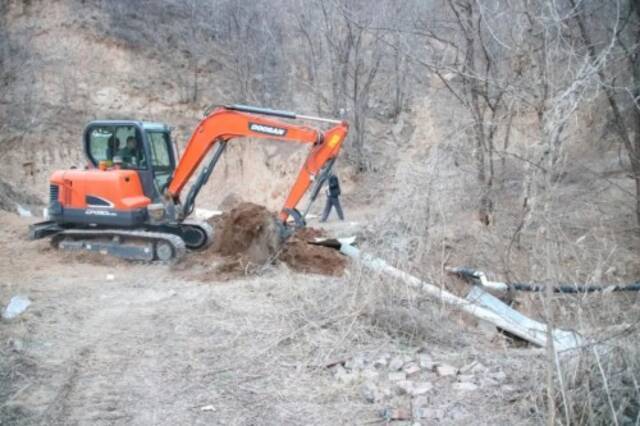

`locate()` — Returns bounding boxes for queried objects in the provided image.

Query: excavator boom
[167,105,349,223]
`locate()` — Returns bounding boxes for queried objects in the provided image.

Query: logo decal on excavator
[85,209,117,217]
[249,123,287,137]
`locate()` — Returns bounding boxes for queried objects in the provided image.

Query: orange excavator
[29,105,349,261]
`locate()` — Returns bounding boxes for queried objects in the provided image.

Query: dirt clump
[212,202,281,264]
[173,202,279,281]
[279,228,347,276]
[185,202,347,279]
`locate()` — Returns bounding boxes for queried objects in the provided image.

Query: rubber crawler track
[51,229,187,261]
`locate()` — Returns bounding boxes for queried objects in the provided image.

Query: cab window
[87,125,146,169]
[88,126,114,163]
[147,131,174,188]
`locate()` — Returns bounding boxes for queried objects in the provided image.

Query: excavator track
[51,229,186,262]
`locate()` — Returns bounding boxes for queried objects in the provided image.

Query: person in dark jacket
[320,174,344,222]
[116,136,143,167]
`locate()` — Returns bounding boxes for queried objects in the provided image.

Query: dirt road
[0,212,369,425]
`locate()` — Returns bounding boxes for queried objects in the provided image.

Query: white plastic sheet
[2,295,31,319]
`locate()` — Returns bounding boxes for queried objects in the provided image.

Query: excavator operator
[117,136,144,167]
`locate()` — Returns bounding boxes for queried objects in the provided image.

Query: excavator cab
[84,121,176,201]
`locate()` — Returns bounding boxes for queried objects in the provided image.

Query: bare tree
[414,0,514,225]
[571,0,640,229]
[288,0,389,171]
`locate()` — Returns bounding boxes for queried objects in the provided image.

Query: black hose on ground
[447,266,640,293]
[510,282,640,293]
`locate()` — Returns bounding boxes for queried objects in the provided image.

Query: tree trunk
[571,0,640,229]
[633,125,640,228]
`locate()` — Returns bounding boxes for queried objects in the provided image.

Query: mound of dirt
[279,229,347,276]
[190,202,347,278]
[212,202,281,264]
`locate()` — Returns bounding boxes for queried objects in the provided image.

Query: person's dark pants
[321,196,344,222]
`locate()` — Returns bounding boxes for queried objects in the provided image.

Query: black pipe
[183,140,228,217]
[309,158,336,202]
[449,267,640,293]
[510,282,640,293]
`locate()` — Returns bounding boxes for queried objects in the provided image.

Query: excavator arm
[166,105,349,223]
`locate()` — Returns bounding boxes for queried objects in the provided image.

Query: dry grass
[559,340,640,424]
[0,321,38,425]
[525,275,640,426]
[356,109,640,425]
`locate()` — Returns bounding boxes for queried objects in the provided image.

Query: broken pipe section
[338,244,583,353]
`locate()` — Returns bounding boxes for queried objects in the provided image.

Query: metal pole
[295,114,343,125]
[301,158,336,219]
[183,140,228,217]
[225,104,343,125]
